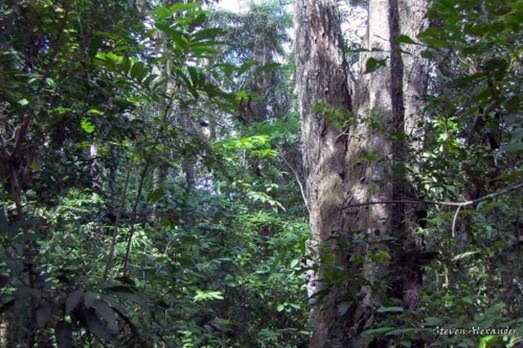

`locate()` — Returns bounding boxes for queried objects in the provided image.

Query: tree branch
[280,154,310,215]
[343,180,523,209]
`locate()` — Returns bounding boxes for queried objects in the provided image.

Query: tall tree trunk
[342,1,396,342]
[294,1,351,346]
[295,0,429,346]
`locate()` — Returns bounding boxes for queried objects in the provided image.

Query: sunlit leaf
[153,6,171,19]
[87,109,104,116]
[287,258,299,270]
[80,118,96,134]
[193,290,224,302]
[452,250,481,261]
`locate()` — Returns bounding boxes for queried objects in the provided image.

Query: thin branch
[451,205,461,238]
[123,155,150,276]
[103,155,133,280]
[122,93,177,277]
[343,181,523,209]
[280,154,310,215]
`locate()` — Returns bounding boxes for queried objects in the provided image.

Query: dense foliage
[0,0,522,347]
[1,1,308,347]
[358,0,523,346]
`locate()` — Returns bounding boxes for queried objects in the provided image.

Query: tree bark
[339,1,398,344]
[294,1,351,346]
[295,0,429,346]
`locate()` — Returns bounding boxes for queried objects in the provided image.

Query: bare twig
[280,154,310,215]
[451,205,461,238]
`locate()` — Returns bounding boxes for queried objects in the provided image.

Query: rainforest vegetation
[0,0,522,347]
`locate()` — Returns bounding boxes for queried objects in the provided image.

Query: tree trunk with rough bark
[294,0,351,346]
[294,0,429,346]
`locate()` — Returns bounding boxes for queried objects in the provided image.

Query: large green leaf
[364,57,387,73]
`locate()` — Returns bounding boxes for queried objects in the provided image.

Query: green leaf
[398,34,417,44]
[479,335,499,348]
[142,74,159,89]
[174,68,193,90]
[80,118,96,134]
[502,142,523,154]
[364,57,387,73]
[130,61,148,82]
[452,250,481,261]
[238,59,254,75]
[153,6,171,19]
[154,23,181,48]
[119,56,131,75]
[169,2,200,13]
[219,63,235,78]
[51,107,72,115]
[192,28,226,42]
[289,258,300,268]
[187,66,201,87]
[424,316,442,326]
[289,303,301,310]
[193,290,224,302]
[45,77,57,88]
[87,108,104,116]
[148,188,165,203]
[376,306,404,313]
[362,326,396,336]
